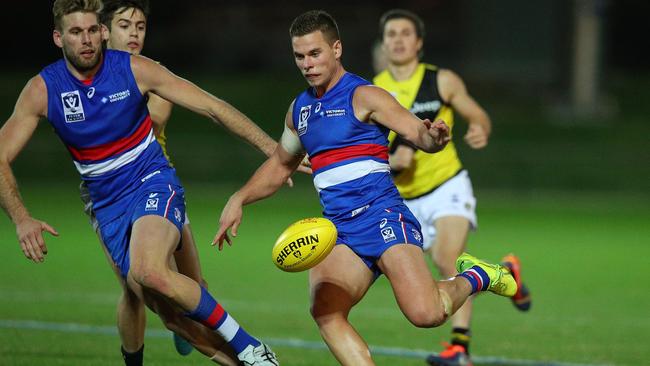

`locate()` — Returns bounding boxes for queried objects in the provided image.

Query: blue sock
[186,287,260,354]
[457,265,490,294]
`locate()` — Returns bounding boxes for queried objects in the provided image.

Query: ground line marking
[0,319,613,366]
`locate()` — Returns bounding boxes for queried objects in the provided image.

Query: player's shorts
[91,170,186,278]
[81,181,191,231]
[404,169,477,250]
[335,203,424,278]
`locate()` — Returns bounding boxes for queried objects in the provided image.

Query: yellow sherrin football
[272,217,337,272]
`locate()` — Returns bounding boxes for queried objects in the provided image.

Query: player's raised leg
[128,213,275,365]
[138,288,239,365]
[309,245,375,366]
[378,244,468,327]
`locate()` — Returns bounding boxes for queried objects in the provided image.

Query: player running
[80,0,210,360]
[374,10,532,365]
[215,10,517,366]
[0,1,278,364]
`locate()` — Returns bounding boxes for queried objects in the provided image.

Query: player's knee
[130,266,172,296]
[406,307,447,328]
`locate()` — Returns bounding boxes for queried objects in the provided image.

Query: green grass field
[1,180,648,365]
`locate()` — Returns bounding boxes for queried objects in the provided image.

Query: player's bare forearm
[236,149,300,206]
[0,77,45,225]
[208,99,277,157]
[410,119,450,153]
[0,161,30,224]
[133,56,277,156]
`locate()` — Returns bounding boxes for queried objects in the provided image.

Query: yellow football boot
[456,252,517,297]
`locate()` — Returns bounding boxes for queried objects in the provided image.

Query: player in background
[0,0,278,364]
[215,10,517,366]
[374,9,531,366]
[79,0,206,360]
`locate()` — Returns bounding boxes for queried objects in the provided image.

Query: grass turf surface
[0,181,648,365]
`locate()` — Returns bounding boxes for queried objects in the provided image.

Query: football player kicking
[216,10,517,366]
[0,0,278,364]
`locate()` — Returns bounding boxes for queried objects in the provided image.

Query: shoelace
[256,345,277,364]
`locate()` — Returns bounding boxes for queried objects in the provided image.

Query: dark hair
[53,0,102,30]
[289,10,340,44]
[100,0,150,30]
[378,9,425,41]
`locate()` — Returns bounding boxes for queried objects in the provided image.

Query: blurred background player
[78,0,206,360]
[373,9,531,366]
[0,0,279,364]
[215,10,518,366]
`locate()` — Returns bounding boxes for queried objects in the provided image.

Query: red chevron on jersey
[67,115,152,162]
[310,143,388,171]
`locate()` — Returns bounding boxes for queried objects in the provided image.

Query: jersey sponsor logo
[145,198,159,211]
[315,102,322,113]
[350,204,369,217]
[61,90,85,123]
[86,87,96,99]
[298,105,311,136]
[141,170,161,182]
[108,89,131,103]
[379,218,388,228]
[381,227,396,243]
[325,109,346,117]
[410,100,441,114]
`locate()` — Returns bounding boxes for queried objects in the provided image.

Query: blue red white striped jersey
[40,49,169,223]
[292,72,403,222]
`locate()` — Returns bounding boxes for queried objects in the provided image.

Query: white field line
[0,319,614,366]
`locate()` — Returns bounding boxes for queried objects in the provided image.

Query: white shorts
[403,170,477,250]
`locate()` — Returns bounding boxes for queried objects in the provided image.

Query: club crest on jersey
[297,105,311,136]
[411,228,422,243]
[174,207,182,223]
[61,90,85,123]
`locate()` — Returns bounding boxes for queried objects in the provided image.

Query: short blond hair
[53,0,103,30]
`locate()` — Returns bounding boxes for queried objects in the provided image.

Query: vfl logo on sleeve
[61,90,85,123]
[297,105,311,136]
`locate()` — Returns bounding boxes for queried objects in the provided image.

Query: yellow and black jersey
[155,125,173,166]
[373,63,462,199]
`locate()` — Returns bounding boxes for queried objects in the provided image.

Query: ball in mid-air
[272,217,337,272]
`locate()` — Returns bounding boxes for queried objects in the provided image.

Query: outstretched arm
[0,76,59,263]
[438,69,491,149]
[131,55,277,157]
[213,103,305,249]
[353,85,450,153]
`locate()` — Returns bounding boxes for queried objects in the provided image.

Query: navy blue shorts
[335,203,423,277]
[98,176,185,278]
